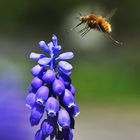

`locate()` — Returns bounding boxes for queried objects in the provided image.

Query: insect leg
[106,33,123,45]
[78,25,89,33]
[96,24,103,32]
[80,28,91,37]
[71,22,83,31]
[96,25,109,39]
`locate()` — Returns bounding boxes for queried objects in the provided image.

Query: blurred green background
[0,0,140,140]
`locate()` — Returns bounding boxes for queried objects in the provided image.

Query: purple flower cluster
[26,35,80,140]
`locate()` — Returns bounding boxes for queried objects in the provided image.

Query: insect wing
[105,8,117,20]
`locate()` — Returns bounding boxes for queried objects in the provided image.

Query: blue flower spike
[26,35,80,140]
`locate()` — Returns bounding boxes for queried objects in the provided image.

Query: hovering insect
[71,9,122,45]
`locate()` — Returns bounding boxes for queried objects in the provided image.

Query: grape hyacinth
[26,34,80,140]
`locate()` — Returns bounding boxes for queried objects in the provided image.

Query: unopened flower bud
[52,79,65,96]
[58,61,72,75]
[58,73,71,87]
[42,69,56,84]
[35,129,46,140]
[45,97,59,117]
[68,84,75,96]
[62,128,73,140]
[36,86,49,104]
[31,77,43,89]
[26,93,36,109]
[39,41,50,53]
[38,57,51,66]
[41,119,54,137]
[58,109,70,128]
[68,104,80,117]
[30,104,44,126]
[61,89,75,108]
[58,52,74,60]
[31,64,44,76]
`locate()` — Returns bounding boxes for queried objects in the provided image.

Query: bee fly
[71,9,123,45]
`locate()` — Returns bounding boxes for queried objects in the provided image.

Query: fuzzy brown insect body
[71,10,122,45]
[80,14,112,33]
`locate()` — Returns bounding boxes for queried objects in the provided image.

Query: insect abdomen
[102,21,112,33]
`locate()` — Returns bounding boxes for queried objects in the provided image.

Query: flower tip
[29,52,37,60]
[36,98,44,105]
[68,103,75,108]
[52,34,58,46]
[48,110,56,117]
[52,34,57,39]
[39,40,45,45]
[30,52,45,61]
[26,104,32,109]
[62,125,70,129]
[74,111,80,117]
